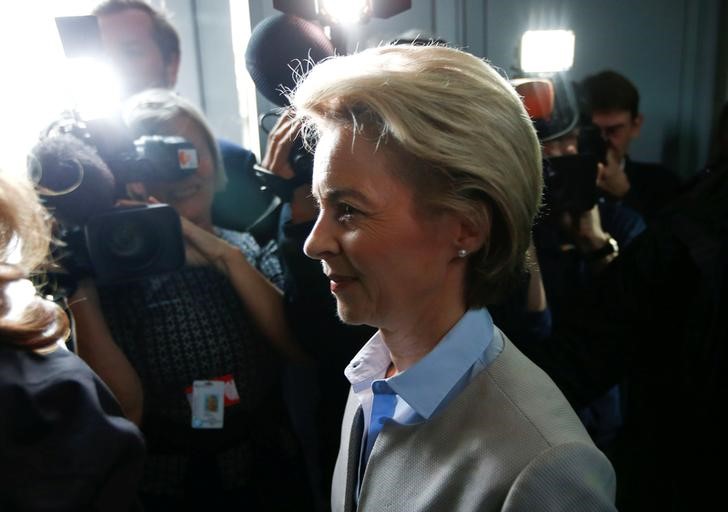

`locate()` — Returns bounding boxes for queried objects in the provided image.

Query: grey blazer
[332,330,616,512]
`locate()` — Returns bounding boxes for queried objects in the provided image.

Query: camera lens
[105,218,159,268]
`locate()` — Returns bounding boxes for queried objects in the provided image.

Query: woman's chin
[335,303,371,327]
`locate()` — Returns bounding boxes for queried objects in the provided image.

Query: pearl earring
[458,249,468,258]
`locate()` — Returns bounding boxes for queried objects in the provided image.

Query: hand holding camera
[596,146,631,199]
[257,112,319,225]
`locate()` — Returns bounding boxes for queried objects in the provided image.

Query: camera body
[34,113,190,286]
[84,204,184,284]
[543,124,607,216]
[254,136,313,202]
[543,154,599,215]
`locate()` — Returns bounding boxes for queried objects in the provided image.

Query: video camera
[513,75,606,216]
[28,15,191,289]
[30,111,189,287]
[252,111,314,202]
[244,13,335,201]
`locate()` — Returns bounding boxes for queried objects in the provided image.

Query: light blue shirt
[344,308,504,486]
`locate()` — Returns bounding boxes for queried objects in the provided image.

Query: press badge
[191,380,225,429]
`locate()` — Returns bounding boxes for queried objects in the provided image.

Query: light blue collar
[347,308,494,420]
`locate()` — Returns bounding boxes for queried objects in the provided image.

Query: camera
[543,153,599,215]
[253,131,313,202]
[31,112,189,286]
[543,124,607,215]
[512,75,608,215]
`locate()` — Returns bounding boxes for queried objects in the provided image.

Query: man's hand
[596,147,630,199]
[261,112,299,179]
[261,112,318,224]
[560,205,610,254]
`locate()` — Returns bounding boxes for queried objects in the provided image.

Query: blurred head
[0,171,69,349]
[582,70,643,157]
[122,89,225,229]
[293,44,542,324]
[94,0,181,98]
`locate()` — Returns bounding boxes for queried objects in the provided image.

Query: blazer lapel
[345,406,364,512]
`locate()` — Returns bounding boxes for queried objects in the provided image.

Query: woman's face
[142,116,217,229]
[304,127,466,332]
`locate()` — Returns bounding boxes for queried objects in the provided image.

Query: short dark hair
[582,70,640,118]
[93,0,180,66]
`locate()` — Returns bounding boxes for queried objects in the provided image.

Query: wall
[153,0,245,146]
[482,0,719,176]
[175,0,720,178]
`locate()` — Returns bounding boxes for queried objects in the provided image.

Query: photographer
[537,128,646,320]
[533,126,647,456]
[581,70,682,221]
[67,89,312,510]
[93,0,277,241]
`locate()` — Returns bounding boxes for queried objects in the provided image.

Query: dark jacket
[524,165,728,511]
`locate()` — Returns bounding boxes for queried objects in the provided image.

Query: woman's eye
[337,203,358,223]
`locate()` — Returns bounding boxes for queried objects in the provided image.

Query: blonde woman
[291,44,616,511]
[0,170,144,511]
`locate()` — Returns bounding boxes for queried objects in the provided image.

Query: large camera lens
[104,218,159,269]
[85,204,184,284]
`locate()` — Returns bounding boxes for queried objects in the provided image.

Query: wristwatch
[585,236,619,261]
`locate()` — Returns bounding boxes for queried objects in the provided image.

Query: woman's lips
[328,274,356,293]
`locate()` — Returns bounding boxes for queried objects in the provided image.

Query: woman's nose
[303,211,338,260]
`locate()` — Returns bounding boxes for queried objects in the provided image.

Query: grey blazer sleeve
[501,442,616,512]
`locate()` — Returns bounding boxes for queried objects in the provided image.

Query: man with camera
[582,70,682,221]
[93,0,278,241]
[533,122,647,458]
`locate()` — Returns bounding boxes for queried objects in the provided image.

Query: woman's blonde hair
[122,88,227,191]
[291,44,543,306]
[0,171,69,349]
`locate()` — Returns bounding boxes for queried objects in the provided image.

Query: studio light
[273,0,411,26]
[520,29,575,73]
[318,0,370,25]
[55,16,121,120]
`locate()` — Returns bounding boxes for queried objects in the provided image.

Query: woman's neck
[380,299,467,374]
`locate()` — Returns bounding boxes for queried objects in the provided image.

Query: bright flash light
[520,30,575,73]
[65,57,122,120]
[318,0,370,25]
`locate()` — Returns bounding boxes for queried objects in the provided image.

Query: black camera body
[84,204,184,284]
[56,204,185,286]
[33,113,190,286]
[254,135,313,202]
[543,124,608,216]
[543,154,599,215]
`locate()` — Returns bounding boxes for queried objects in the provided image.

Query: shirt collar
[345,308,494,419]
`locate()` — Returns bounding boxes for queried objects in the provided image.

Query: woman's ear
[454,206,490,255]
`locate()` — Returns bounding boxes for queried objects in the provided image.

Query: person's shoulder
[501,440,616,511]
[0,343,143,448]
[215,226,259,251]
[480,333,594,447]
[1,342,82,384]
[0,344,145,511]
[215,226,258,247]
